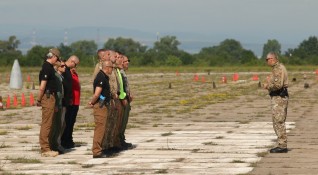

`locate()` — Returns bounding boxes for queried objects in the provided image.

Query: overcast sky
[1,0,317,47]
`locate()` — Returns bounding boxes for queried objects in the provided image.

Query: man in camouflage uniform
[119,55,133,148]
[263,52,288,153]
[102,50,120,152]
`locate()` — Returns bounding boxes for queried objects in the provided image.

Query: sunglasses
[60,65,66,68]
[124,59,130,63]
[266,58,274,61]
[72,60,78,67]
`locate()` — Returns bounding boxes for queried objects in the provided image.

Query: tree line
[1,35,318,67]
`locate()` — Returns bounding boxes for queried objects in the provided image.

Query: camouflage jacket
[109,69,119,98]
[268,62,288,92]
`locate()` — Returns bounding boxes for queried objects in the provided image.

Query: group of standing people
[36,48,133,158]
[89,49,133,158]
[37,48,80,157]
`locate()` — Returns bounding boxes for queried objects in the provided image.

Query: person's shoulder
[95,71,106,79]
[42,61,51,68]
[278,62,287,69]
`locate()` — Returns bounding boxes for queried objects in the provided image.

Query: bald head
[102,60,113,75]
[66,55,79,68]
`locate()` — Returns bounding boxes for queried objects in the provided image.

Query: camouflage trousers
[271,96,288,148]
[102,99,120,149]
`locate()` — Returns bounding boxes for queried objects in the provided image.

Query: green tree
[23,45,51,66]
[262,39,281,59]
[215,39,244,64]
[178,50,195,65]
[153,35,180,55]
[7,36,20,51]
[240,50,258,65]
[143,35,183,66]
[103,37,147,57]
[0,36,23,66]
[58,43,73,60]
[70,40,97,66]
[70,40,97,56]
[165,55,182,66]
[290,36,318,59]
[196,39,257,66]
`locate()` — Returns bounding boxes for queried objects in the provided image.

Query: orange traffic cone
[21,93,26,107]
[6,95,10,109]
[13,94,18,107]
[27,75,31,82]
[30,93,35,106]
[232,73,239,81]
[193,74,199,81]
[252,74,259,81]
[201,76,206,83]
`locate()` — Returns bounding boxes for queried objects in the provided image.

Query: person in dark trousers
[49,61,66,154]
[61,55,80,149]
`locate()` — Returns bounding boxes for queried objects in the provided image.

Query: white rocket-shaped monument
[9,59,23,89]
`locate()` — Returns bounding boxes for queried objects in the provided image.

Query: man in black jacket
[61,55,80,149]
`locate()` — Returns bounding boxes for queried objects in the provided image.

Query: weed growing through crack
[0,131,8,135]
[7,157,42,163]
[161,132,173,136]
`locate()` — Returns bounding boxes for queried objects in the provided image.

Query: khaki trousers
[92,103,108,156]
[39,94,56,153]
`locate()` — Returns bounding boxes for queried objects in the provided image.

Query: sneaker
[270,147,288,153]
[122,142,133,148]
[41,151,59,157]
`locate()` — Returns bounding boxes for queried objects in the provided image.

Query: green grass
[215,136,224,139]
[0,131,8,135]
[145,139,155,142]
[202,142,218,145]
[3,113,18,117]
[231,160,246,163]
[154,169,168,174]
[173,158,185,162]
[67,161,77,164]
[257,151,268,157]
[161,132,173,136]
[7,157,42,163]
[0,142,12,149]
[82,164,94,168]
[15,125,32,130]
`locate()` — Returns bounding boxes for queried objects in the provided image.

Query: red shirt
[71,71,80,105]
